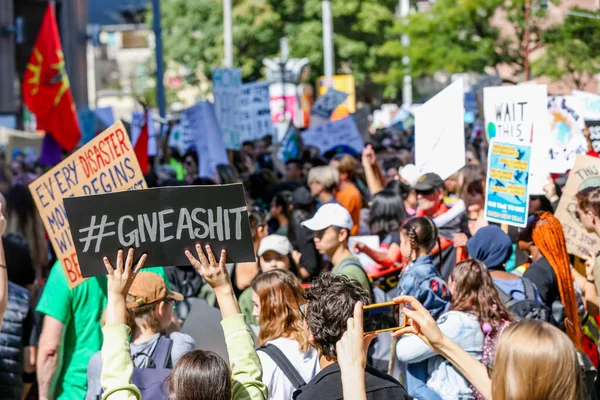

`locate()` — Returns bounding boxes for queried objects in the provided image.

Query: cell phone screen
[363,303,405,334]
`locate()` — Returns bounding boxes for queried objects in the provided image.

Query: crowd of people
[0,123,597,400]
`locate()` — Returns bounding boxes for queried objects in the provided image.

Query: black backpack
[495,278,551,322]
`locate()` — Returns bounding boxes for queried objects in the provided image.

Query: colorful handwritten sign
[484,140,531,227]
[29,121,147,288]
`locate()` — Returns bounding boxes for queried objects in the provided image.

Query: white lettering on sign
[82,206,248,250]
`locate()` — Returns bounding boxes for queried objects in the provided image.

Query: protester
[251,269,319,399]
[6,184,48,280]
[36,261,169,399]
[182,149,199,184]
[333,155,363,236]
[397,216,450,399]
[523,212,582,349]
[576,186,600,295]
[215,164,241,185]
[85,272,195,399]
[394,296,585,400]
[413,173,469,279]
[100,246,268,400]
[285,159,304,183]
[307,166,339,208]
[239,234,299,325]
[294,272,410,400]
[468,226,544,304]
[288,187,322,280]
[397,260,514,399]
[268,193,291,236]
[301,204,371,294]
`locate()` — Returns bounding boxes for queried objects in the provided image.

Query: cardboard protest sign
[554,155,600,259]
[0,127,43,160]
[64,184,255,278]
[484,141,531,228]
[181,101,229,178]
[311,88,349,119]
[415,79,465,180]
[29,121,147,288]
[301,116,364,155]
[317,75,356,120]
[547,96,587,173]
[239,82,273,143]
[213,68,242,149]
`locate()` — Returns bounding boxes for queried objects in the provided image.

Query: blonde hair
[307,166,339,191]
[491,320,585,400]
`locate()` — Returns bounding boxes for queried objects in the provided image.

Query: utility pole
[322,0,334,84]
[400,0,412,106]
[152,0,166,119]
[523,0,531,81]
[224,0,233,67]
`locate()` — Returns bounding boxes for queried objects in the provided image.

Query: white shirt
[257,337,320,400]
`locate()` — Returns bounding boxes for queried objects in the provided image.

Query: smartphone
[363,301,406,334]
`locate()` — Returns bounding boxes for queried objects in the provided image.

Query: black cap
[413,173,444,192]
[292,186,314,207]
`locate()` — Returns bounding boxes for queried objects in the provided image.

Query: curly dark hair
[305,272,371,360]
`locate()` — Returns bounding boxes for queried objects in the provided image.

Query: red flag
[22,3,81,152]
[135,111,149,174]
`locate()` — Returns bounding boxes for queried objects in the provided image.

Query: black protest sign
[64,184,255,277]
[587,120,600,153]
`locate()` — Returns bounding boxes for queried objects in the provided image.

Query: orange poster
[318,75,356,121]
[29,121,146,288]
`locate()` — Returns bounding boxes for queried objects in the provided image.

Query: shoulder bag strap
[494,284,515,307]
[520,278,537,301]
[152,336,173,369]
[258,344,306,389]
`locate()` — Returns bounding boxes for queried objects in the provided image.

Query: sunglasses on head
[299,303,307,318]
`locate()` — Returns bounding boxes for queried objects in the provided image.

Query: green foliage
[376,0,554,93]
[157,0,398,92]
[533,7,600,89]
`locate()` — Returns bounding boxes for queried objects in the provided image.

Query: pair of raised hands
[103,244,230,297]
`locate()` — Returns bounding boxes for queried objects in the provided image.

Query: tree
[533,7,600,90]
[377,0,553,97]
[157,0,399,93]
[159,0,283,82]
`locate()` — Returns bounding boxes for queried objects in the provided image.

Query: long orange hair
[532,212,582,350]
[251,269,310,352]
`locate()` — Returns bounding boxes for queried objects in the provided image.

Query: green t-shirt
[36,262,169,400]
[332,255,372,295]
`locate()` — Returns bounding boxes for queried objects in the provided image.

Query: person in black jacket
[293,273,410,400]
[288,187,322,281]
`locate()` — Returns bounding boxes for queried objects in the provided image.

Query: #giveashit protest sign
[64,184,255,278]
[484,140,531,227]
[29,121,146,288]
[555,155,600,259]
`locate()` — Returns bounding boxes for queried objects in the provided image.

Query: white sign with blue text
[301,116,364,155]
[213,68,242,150]
[239,82,273,143]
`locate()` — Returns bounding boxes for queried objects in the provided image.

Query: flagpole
[152,0,167,120]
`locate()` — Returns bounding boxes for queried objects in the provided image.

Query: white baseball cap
[301,203,354,232]
[399,164,420,187]
[257,235,294,257]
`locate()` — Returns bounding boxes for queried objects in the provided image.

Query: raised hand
[392,295,445,350]
[185,244,230,290]
[104,248,147,296]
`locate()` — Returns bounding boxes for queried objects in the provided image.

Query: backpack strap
[336,258,373,300]
[494,284,517,308]
[521,278,537,301]
[258,344,306,389]
[151,337,173,369]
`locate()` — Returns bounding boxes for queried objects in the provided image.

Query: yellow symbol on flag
[50,50,70,107]
[25,48,43,96]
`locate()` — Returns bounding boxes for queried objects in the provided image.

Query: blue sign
[484,140,531,227]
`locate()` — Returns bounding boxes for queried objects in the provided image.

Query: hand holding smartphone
[362,301,406,334]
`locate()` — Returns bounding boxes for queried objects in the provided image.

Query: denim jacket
[398,255,450,319]
[397,311,484,400]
